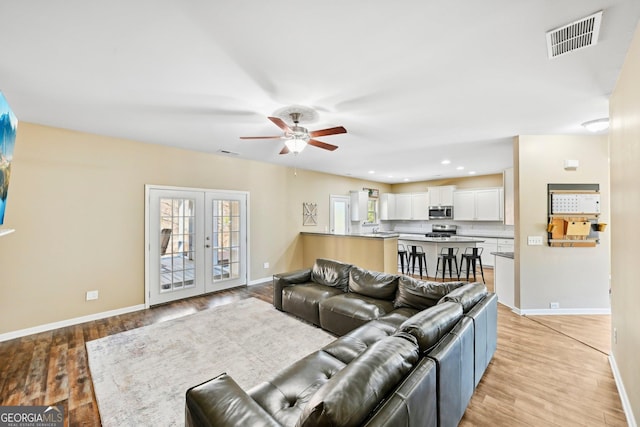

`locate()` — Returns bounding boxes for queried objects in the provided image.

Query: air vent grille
[546,11,603,59]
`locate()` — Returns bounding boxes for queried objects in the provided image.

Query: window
[367,198,378,223]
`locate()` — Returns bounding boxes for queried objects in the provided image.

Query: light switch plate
[528,236,543,245]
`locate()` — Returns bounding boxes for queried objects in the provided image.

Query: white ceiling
[1,1,639,183]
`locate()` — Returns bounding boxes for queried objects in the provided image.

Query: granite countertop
[457,232,514,239]
[491,251,514,259]
[398,234,485,244]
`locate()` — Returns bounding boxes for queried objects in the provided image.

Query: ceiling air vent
[546,11,603,59]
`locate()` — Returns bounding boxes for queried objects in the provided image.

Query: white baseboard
[248,276,272,286]
[609,354,638,427]
[520,307,611,316]
[0,304,146,343]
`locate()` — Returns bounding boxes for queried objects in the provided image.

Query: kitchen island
[300,232,398,274]
[398,234,485,279]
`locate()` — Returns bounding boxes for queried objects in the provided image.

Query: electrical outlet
[528,236,543,245]
[549,302,560,309]
[86,290,99,301]
[263,262,269,269]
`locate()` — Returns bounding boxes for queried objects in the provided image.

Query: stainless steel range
[425,224,457,238]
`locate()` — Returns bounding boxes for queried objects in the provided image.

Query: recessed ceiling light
[456,166,465,170]
[403,178,410,182]
[368,170,375,174]
[441,159,451,165]
[468,171,476,175]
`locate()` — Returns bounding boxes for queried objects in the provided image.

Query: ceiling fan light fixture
[285,138,307,154]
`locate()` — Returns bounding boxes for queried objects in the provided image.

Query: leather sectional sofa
[186,258,498,427]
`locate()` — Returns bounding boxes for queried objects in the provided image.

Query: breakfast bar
[398,234,485,279]
[300,232,399,274]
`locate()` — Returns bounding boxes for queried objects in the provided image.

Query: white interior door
[330,195,350,234]
[147,186,248,306]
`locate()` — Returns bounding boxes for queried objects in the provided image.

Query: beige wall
[610,22,640,424]
[0,123,389,334]
[390,173,504,193]
[515,135,610,311]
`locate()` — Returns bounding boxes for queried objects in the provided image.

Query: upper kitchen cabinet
[394,194,412,220]
[411,192,429,220]
[379,193,396,220]
[381,192,429,220]
[427,185,456,206]
[350,190,369,222]
[453,188,504,221]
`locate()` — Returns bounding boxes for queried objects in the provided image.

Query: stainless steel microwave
[428,206,453,219]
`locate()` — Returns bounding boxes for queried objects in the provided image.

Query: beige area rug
[86,297,336,427]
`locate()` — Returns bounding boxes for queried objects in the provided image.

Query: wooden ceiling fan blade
[309,126,347,138]
[279,146,290,155]
[308,139,339,151]
[239,136,282,140]
[268,116,292,133]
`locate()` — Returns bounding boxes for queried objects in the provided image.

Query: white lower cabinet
[476,238,498,268]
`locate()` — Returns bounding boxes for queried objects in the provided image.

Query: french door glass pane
[160,197,196,292]
[212,199,240,282]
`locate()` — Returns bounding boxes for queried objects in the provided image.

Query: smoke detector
[546,11,603,59]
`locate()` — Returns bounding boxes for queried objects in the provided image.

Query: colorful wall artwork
[0,92,18,225]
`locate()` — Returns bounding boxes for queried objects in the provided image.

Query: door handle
[205,244,211,248]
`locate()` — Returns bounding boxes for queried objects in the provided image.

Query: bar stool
[397,243,409,274]
[458,247,485,283]
[407,245,428,279]
[436,247,459,282]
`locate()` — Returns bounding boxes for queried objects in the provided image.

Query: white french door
[146,186,248,306]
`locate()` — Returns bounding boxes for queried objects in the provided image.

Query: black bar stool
[407,245,428,279]
[397,243,409,274]
[436,247,459,282]
[458,247,485,283]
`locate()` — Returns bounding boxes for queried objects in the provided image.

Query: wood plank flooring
[0,272,627,426]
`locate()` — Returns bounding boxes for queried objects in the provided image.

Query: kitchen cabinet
[477,238,498,267]
[350,190,368,222]
[452,191,476,220]
[497,238,514,253]
[411,192,429,220]
[427,185,456,206]
[395,194,412,220]
[379,193,395,220]
[453,188,503,221]
[382,192,429,220]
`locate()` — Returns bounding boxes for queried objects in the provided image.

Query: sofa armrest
[272,268,312,310]
[185,373,281,427]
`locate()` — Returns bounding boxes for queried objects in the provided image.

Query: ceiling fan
[240,111,347,154]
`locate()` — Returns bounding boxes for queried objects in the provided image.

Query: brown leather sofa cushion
[348,266,399,300]
[398,302,463,352]
[394,276,465,310]
[296,334,419,427]
[438,282,488,313]
[311,259,353,292]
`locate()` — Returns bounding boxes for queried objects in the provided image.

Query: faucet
[373,227,379,233]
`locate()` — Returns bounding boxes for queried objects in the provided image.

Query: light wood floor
[0,270,626,426]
